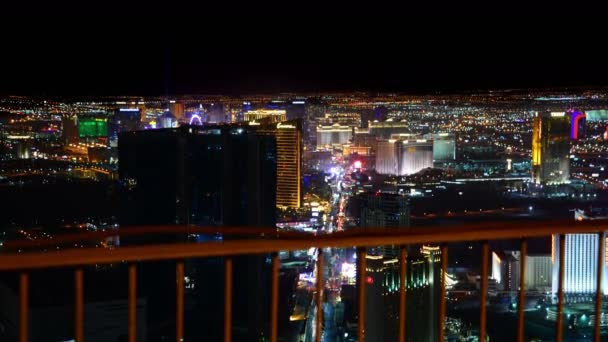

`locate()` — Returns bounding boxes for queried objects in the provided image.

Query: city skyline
[2,15,608,339]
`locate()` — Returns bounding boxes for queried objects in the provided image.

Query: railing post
[176,261,184,342]
[19,272,28,342]
[479,241,489,342]
[315,250,324,342]
[357,247,367,342]
[224,257,233,342]
[439,244,448,342]
[517,239,527,342]
[74,268,84,342]
[398,246,407,342]
[556,234,566,342]
[128,263,137,342]
[595,232,605,342]
[270,253,279,342]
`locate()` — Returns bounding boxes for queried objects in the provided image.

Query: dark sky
[1,16,606,96]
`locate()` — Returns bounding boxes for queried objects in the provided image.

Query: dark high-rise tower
[118,125,276,227]
[118,125,276,340]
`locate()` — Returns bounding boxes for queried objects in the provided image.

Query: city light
[189,114,202,125]
[4,69,608,342]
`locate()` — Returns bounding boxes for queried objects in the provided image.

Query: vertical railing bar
[176,261,184,342]
[224,257,233,342]
[594,232,605,342]
[439,244,448,342]
[128,263,137,342]
[357,247,367,342]
[74,268,84,342]
[556,234,565,342]
[19,272,28,342]
[479,241,489,342]
[398,246,407,342]
[270,253,280,342]
[315,251,324,342]
[517,238,527,342]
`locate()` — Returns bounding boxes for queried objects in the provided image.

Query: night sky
[1,17,606,96]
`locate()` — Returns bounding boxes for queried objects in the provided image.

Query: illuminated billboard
[79,118,108,138]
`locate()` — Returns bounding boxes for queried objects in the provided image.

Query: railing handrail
[1,219,606,271]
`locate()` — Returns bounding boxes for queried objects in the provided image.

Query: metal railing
[1,219,607,342]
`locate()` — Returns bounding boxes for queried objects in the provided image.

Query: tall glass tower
[531,111,571,185]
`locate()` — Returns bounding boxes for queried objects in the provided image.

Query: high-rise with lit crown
[531,111,571,185]
[255,119,302,208]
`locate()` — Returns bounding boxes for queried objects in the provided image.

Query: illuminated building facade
[362,246,443,341]
[375,138,433,176]
[492,251,550,291]
[399,139,433,175]
[316,124,352,149]
[353,130,379,154]
[244,109,286,123]
[168,100,185,121]
[376,139,398,174]
[79,117,108,138]
[368,119,410,139]
[491,251,520,291]
[317,112,361,127]
[425,133,456,161]
[525,254,551,291]
[342,144,372,156]
[531,111,571,185]
[255,119,302,208]
[160,111,177,129]
[61,113,79,145]
[551,234,608,296]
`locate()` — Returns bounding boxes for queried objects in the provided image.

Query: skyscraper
[118,125,277,340]
[351,191,410,258]
[531,111,571,185]
[168,100,185,121]
[359,192,410,230]
[375,139,398,175]
[61,112,79,145]
[119,124,276,226]
[255,119,302,208]
[552,234,608,296]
